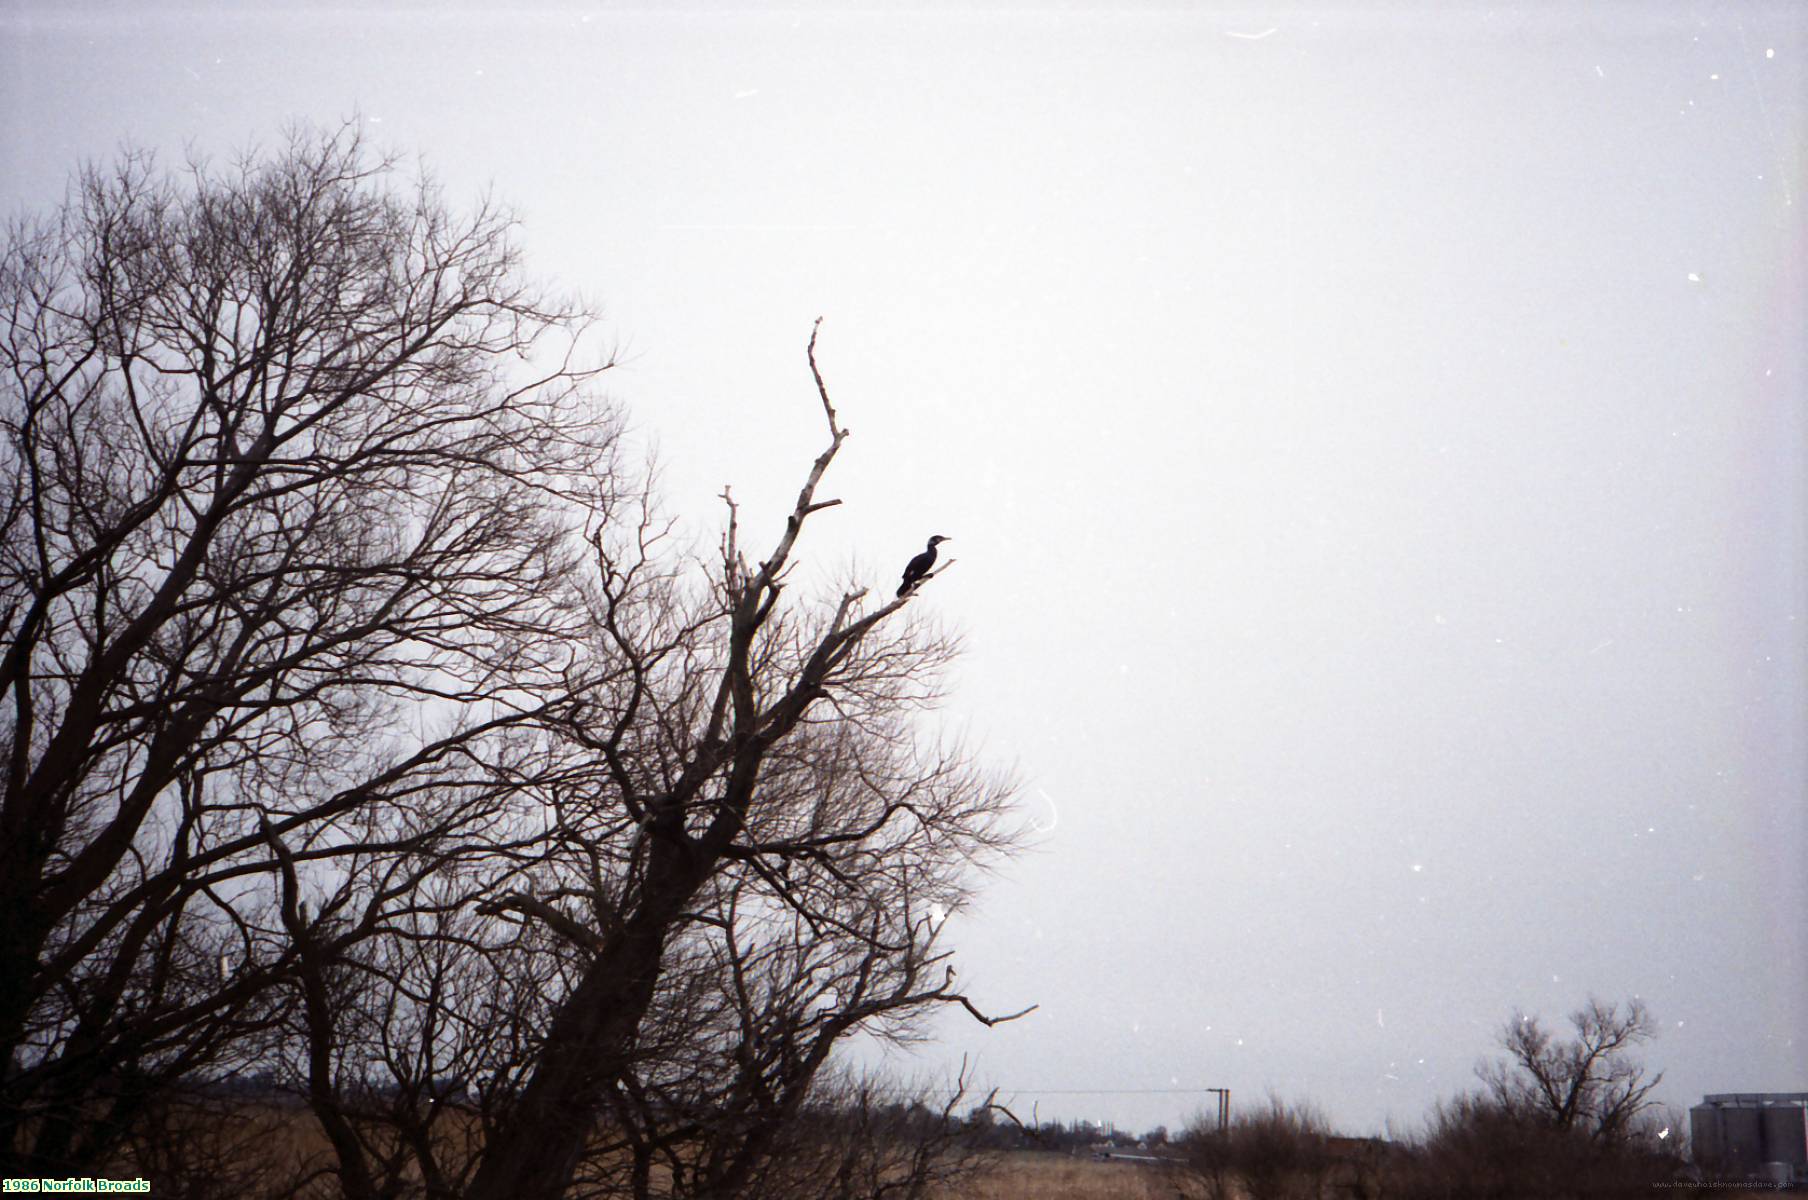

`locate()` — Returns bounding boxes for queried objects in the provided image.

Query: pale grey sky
[4,0,1802,1138]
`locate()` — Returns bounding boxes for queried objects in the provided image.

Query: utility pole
[1205,1088,1230,1134]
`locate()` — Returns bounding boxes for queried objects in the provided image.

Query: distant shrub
[1180,1097,1341,1200]
[1384,1094,1696,1200]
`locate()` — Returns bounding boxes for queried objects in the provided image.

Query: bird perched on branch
[897,535,950,596]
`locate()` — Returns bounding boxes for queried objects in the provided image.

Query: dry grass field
[955,1151,1192,1200]
[948,1149,1787,1200]
[86,1110,1789,1199]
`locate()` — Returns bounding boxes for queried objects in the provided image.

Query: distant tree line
[1170,996,1702,1200]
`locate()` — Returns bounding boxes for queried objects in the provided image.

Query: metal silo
[1689,1093,1808,1183]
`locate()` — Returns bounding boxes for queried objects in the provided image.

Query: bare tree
[1404,1091,1687,1200]
[1478,996,1665,1145]
[1374,1000,1683,1200]
[0,123,616,1175]
[458,325,1025,1200]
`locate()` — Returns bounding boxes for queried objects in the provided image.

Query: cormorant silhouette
[897,535,950,597]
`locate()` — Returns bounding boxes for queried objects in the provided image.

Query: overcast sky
[4,0,1803,1138]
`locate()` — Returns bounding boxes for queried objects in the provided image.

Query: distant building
[1690,1093,1808,1184]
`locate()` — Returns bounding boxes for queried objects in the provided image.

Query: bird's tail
[896,581,911,598]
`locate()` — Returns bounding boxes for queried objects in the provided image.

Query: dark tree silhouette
[1479,996,1664,1144]
[0,123,616,1174]
[461,324,1025,1200]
